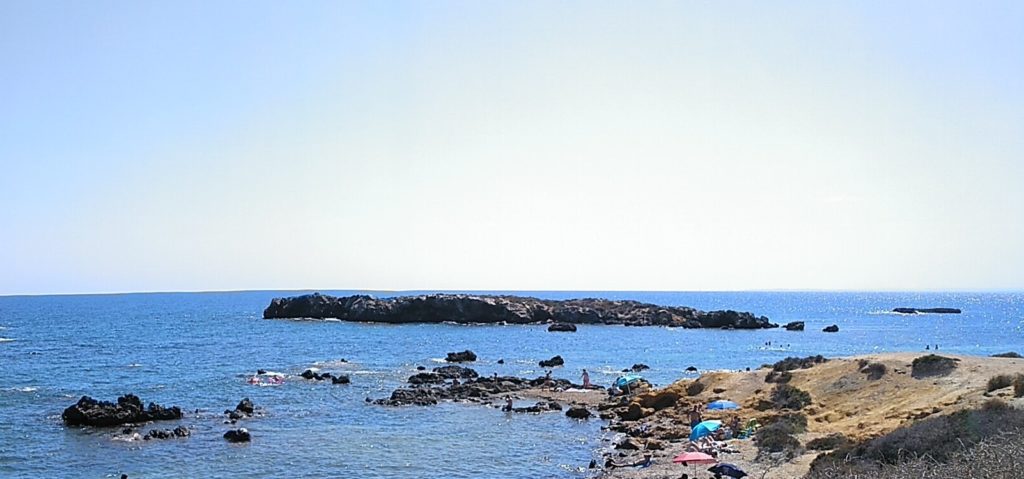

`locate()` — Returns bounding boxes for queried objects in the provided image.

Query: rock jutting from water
[893,307,962,314]
[62,394,182,427]
[263,293,777,329]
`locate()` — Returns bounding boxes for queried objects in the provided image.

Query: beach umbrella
[708,463,747,478]
[707,400,740,410]
[689,420,722,441]
[672,451,717,465]
[614,374,643,389]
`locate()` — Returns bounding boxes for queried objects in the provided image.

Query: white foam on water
[0,338,14,343]
[127,363,142,368]
[15,387,38,392]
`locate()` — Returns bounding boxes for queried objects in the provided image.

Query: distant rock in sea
[62,394,182,427]
[893,307,962,314]
[263,293,777,329]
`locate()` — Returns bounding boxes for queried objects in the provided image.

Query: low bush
[987,374,1014,392]
[808,405,1024,473]
[754,421,801,457]
[910,354,959,378]
[806,433,852,451]
[765,370,792,383]
[771,355,828,372]
[771,384,812,410]
[859,362,887,380]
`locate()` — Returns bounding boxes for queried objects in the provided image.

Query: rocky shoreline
[263,293,778,329]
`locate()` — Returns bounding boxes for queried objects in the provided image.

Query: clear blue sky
[2,1,1022,295]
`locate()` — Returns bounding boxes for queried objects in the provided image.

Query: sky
[1,1,1022,295]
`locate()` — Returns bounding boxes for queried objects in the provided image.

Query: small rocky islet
[263,292,778,329]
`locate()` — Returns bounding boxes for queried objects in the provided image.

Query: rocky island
[263,293,777,329]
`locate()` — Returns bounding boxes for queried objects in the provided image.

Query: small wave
[127,363,142,368]
[0,338,14,343]
[429,358,445,363]
[868,310,903,315]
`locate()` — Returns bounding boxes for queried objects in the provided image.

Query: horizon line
[2,287,1022,299]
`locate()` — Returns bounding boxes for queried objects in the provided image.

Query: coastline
[584,352,1024,479]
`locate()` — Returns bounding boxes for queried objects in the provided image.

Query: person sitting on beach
[581,369,591,388]
[605,452,653,469]
[688,405,702,427]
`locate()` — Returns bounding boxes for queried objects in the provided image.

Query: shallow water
[0,291,1021,478]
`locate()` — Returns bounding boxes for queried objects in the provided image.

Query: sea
[0,290,1021,479]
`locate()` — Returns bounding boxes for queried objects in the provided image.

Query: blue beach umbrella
[707,400,740,410]
[689,420,722,441]
[614,374,643,389]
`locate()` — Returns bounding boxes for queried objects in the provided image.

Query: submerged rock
[62,394,182,427]
[223,428,251,443]
[143,426,190,440]
[263,293,776,329]
[566,406,593,419]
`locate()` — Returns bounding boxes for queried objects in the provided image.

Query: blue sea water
[0,291,1022,478]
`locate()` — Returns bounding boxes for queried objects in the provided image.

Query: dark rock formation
[331,375,350,384]
[225,398,259,421]
[992,352,1022,359]
[264,293,776,329]
[548,323,577,332]
[685,366,698,372]
[375,374,581,407]
[445,350,477,362]
[223,428,251,443]
[823,325,839,333]
[62,394,182,427]
[144,426,190,440]
[566,405,593,419]
[893,307,961,314]
[539,355,564,368]
[433,365,479,380]
[784,321,805,331]
[512,401,562,413]
[300,369,348,383]
[408,372,444,385]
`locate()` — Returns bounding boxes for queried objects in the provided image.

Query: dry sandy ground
[587,352,1024,479]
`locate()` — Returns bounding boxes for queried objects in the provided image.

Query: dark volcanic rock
[539,355,565,368]
[235,398,254,416]
[893,307,961,314]
[263,293,774,329]
[433,365,479,380]
[62,394,182,427]
[784,321,805,331]
[566,405,593,419]
[223,428,251,443]
[445,350,477,362]
[822,324,839,333]
[512,401,562,413]
[144,426,190,440]
[548,323,577,332]
[624,364,650,372]
[331,375,351,384]
[408,372,444,385]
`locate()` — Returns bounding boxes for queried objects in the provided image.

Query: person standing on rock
[689,405,703,427]
[581,369,591,388]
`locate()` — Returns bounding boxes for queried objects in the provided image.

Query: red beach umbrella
[672,451,717,465]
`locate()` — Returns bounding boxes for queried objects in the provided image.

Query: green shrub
[771,355,828,372]
[771,384,812,410]
[911,354,959,378]
[987,374,1014,392]
[806,433,852,451]
[859,362,887,380]
[754,421,801,457]
[765,370,792,383]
